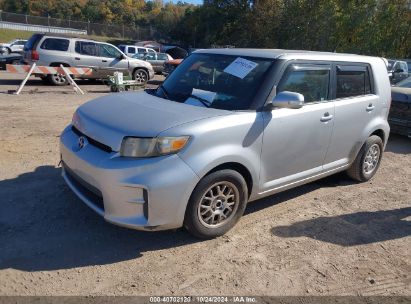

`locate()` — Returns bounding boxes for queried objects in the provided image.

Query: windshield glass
[396,76,411,88]
[158,53,273,110]
[387,60,394,70]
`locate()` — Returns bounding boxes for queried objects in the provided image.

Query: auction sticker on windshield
[223,57,258,79]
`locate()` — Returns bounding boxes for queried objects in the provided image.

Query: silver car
[23,33,154,85]
[60,49,391,238]
[133,52,173,73]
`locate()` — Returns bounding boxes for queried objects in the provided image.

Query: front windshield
[396,76,411,88]
[157,53,273,110]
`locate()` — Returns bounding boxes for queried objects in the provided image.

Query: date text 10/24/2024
[149,296,257,303]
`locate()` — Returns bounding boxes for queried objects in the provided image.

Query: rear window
[40,38,69,51]
[24,34,43,51]
[336,66,372,99]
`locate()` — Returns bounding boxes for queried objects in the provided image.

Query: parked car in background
[118,45,156,58]
[162,58,183,77]
[387,59,409,84]
[23,33,154,85]
[389,76,411,137]
[0,53,22,70]
[0,39,27,55]
[61,49,390,238]
[133,52,173,73]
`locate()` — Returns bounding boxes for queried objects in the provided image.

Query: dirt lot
[0,70,410,296]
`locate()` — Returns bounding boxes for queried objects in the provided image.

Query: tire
[184,169,248,239]
[47,74,68,86]
[346,135,383,182]
[11,59,20,65]
[132,68,148,85]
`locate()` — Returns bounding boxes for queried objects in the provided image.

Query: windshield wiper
[187,94,212,108]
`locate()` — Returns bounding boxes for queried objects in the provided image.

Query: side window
[146,54,156,60]
[277,67,330,103]
[128,47,136,54]
[75,41,98,56]
[99,44,122,58]
[158,54,167,60]
[401,62,408,72]
[336,66,372,99]
[40,38,69,51]
[137,48,146,54]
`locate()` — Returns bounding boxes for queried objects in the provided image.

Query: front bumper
[60,125,199,230]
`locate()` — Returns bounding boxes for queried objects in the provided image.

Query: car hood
[391,87,411,102]
[73,91,231,152]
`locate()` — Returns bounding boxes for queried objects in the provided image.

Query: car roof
[194,48,382,63]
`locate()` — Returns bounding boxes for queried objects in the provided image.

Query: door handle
[320,112,333,122]
[102,60,107,62]
[366,103,375,112]
[74,57,80,60]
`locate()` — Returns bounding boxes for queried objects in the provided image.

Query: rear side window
[40,38,69,51]
[278,67,330,103]
[137,48,146,54]
[128,47,136,54]
[336,65,372,99]
[75,41,98,56]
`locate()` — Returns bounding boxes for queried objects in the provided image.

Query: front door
[98,43,129,76]
[260,63,334,193]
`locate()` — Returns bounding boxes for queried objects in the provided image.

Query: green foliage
[0,0,409,57]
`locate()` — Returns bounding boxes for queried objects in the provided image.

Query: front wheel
[184,169,248,239]
[346,135,383,182]
[132,69,148,85]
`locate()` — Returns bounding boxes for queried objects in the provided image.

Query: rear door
[74,41,102,77]
[323,63,377,170]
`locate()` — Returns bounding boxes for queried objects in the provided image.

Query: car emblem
[78,136,87,150]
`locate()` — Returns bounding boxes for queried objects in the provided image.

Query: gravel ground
[0,71,410,296]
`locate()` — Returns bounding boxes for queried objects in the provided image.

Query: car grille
[71,126,112,153]
[63,161,105,212]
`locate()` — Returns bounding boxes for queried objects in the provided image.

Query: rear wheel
[346,135,383,182]
[184,169,248,239]
[47,73,68,86]
[132,69,148,85]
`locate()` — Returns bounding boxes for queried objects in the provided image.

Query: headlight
[120,136,190,157]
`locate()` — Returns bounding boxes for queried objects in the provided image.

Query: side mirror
[270,91,304,109]
[118,54,126,60]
